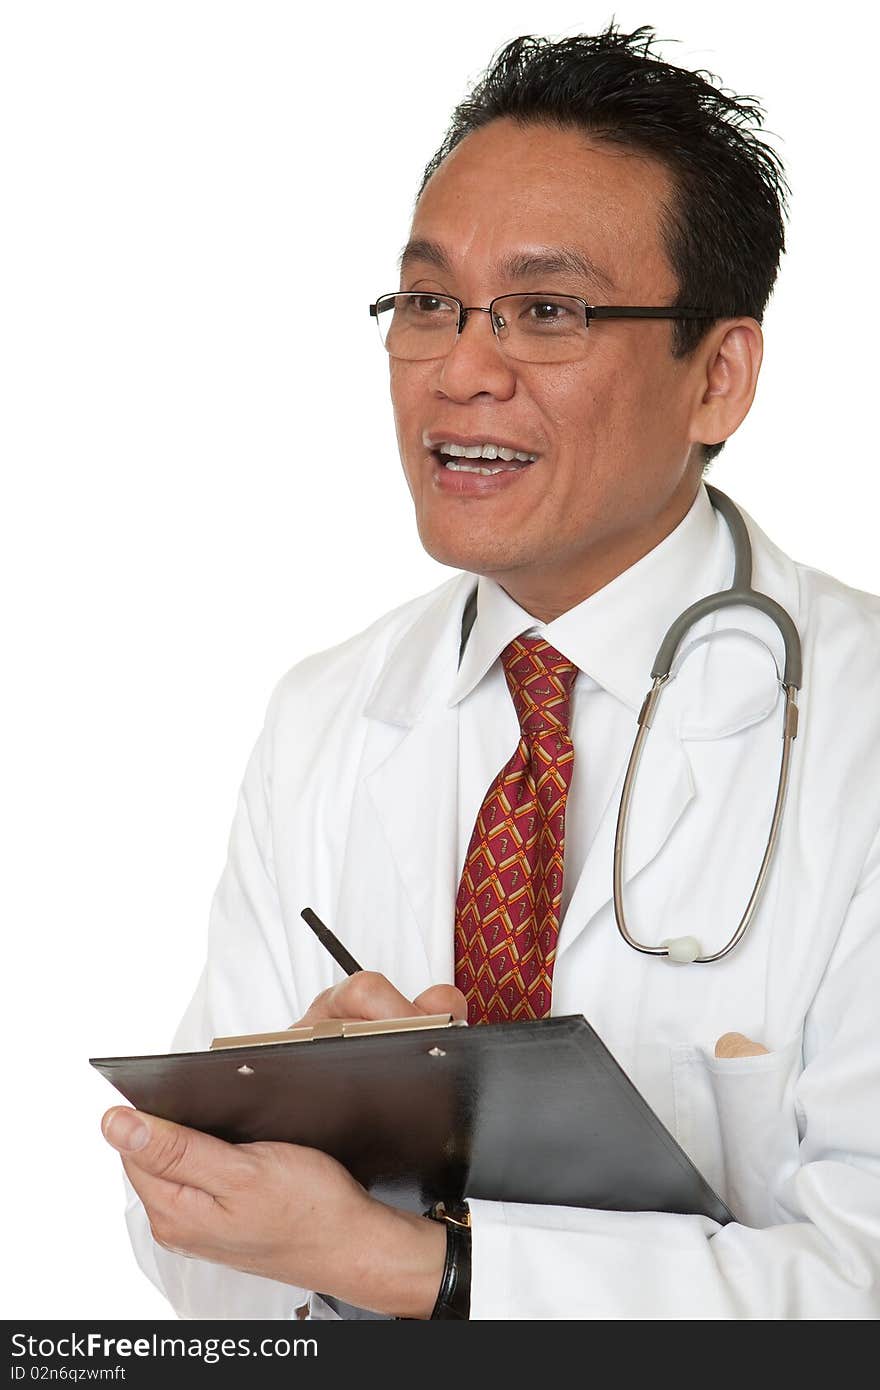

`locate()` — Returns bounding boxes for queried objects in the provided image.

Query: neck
[493,482,701,623]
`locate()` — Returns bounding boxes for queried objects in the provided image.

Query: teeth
[427,437,538,463]
[445,461,508,474]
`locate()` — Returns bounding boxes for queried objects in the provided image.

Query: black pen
[300,907,364,977]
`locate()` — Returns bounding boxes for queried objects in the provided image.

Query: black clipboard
[91,1013,732,1226]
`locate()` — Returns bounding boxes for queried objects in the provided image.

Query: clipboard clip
[210,1012,467,1051]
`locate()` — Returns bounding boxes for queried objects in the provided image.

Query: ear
[688,317,764,449]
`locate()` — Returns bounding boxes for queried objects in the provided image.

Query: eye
[524,299,573,323]
[409,294,453,315]
[507,294,585,339]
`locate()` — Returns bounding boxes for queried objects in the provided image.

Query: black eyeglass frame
[369,291,717,347]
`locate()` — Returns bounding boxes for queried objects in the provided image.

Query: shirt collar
[449,483,726,714]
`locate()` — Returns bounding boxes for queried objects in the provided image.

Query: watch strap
[426,1200,471,1320]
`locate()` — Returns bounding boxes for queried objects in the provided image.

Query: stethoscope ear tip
[661,936,701,964]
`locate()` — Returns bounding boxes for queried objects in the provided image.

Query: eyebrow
[398,237,617,293]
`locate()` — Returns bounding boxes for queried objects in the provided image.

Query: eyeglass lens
[374,292,590,363]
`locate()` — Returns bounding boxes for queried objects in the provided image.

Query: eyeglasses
[369,291,716,364]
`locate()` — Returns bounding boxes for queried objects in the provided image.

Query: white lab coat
[126,494,880,1319]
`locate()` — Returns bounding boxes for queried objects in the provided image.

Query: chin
[417,526,525,578]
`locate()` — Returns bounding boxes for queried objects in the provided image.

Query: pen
[300,907,364,977]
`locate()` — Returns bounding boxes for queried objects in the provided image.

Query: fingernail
[102,1109,150,1151]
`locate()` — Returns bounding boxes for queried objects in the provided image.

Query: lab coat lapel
[346,575,474,986]
[557,716,694,960]
[361,713,459,984]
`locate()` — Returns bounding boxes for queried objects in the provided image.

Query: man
[102,26,880,1318]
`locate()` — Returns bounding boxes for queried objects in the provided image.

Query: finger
[296,971,423,1025]
[714,1031,770,1059]
[101,1106,247,1198]
[413,984,468,1021]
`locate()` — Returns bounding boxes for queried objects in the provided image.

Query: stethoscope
[614,485,802,963]
[459,485,803,966]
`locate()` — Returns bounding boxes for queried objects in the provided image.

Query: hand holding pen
[295,907,467,1027]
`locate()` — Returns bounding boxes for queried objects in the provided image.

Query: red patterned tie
[454,637,578,1025]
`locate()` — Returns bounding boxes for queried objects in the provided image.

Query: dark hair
[418,24,789,464]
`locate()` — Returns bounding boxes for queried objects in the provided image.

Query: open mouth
[427,439,539,476]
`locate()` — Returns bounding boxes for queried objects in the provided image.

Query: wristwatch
[425,1199,471,1320]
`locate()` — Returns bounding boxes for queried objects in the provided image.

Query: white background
[1,0,875,1318]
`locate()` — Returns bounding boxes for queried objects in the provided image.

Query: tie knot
[501,636,578,740]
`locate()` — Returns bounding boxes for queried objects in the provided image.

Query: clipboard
[91,1013,732,1225]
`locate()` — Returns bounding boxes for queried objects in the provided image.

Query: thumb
[101,1107,231,1194]
[101,1107,151,1153]
[413,983,468,1022]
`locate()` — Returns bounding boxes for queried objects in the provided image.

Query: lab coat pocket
[671,1033,803,1228]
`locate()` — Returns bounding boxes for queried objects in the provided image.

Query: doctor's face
[389,119,709,619]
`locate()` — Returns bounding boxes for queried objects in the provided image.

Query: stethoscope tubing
[613,485,802,964]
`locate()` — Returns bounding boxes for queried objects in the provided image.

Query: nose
[434,307,517,403]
